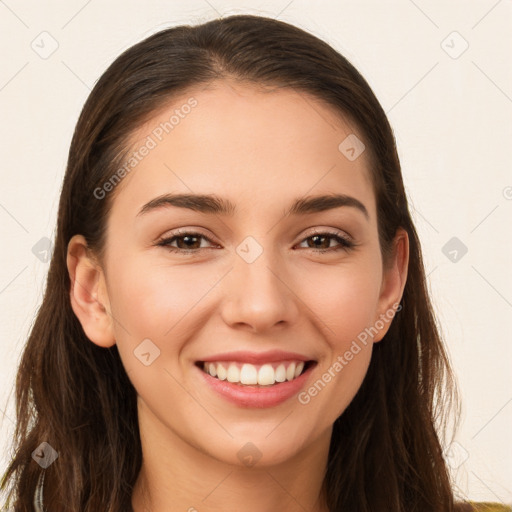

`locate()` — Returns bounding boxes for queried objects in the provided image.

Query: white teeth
[286,362,296,381]
[216,363,227,380]
[258,364,275,386]
[226,365,240,383]
[275,364,286,382]
[240,363,258,385]
[201,360,307,386]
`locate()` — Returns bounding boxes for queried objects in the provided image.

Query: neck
[133,464,330,512]
[131,403,331,512]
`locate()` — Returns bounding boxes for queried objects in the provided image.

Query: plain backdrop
[1,0,511,505]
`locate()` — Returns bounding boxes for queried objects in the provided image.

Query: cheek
[106,253,230,382]
[106,256,191,366]
[296,259,382,347]
[107,259,213,417]
[293,261,380,417]
[108,254,211,333]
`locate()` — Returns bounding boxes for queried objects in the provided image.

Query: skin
[67,80,409,512]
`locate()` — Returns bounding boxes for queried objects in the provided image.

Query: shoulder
[456,502,512,512]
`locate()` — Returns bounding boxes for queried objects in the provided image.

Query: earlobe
[66,234,116,348]
[373,228,409,343]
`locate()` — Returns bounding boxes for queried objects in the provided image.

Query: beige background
[0,0,511,504]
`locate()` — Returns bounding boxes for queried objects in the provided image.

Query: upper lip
[198,350,314,364]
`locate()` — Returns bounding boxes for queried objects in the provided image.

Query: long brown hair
[1,14,465,511]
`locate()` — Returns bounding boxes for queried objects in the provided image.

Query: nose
[219,244,300,333]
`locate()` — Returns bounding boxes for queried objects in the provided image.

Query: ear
[372,228,409,343]
[66,234,116,348]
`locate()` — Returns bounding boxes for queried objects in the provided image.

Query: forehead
[109,80,375,220]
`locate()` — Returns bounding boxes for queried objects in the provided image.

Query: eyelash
[155,229,356,255]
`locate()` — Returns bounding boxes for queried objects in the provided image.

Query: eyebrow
[137,192,369,220]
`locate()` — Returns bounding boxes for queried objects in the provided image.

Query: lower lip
[196,362,316,408]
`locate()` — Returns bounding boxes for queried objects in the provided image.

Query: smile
[199,360,312,386]
[195,358,317,408]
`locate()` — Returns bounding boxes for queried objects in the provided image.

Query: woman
[1,13,509,512]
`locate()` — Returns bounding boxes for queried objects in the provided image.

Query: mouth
[194,360,316,387]
[193,350,318,408]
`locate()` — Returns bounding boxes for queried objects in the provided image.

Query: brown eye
[298,232,355,253]
[156,231,217,253]
[155,230,355,255]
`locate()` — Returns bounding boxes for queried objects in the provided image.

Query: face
[70,80,407,469]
